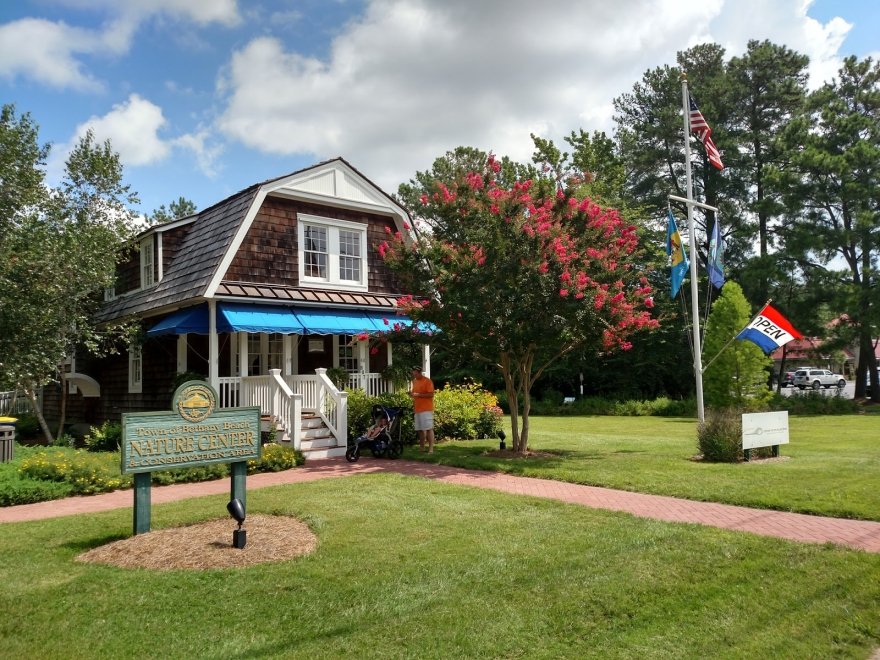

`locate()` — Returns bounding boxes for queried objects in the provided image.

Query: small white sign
[741,411,790,450]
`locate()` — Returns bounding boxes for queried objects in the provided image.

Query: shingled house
[51,159,429,458]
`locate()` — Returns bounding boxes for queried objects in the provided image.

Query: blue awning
[146,303,426,336]
[146,305,210,336]
[219,303,305,334]
[293,308,390,335]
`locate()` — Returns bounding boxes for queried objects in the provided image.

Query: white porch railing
[236,370,304,450]
[218,369,383,449]
[0,390,39,416]
[347,373,395,397]
[284,369,347,447]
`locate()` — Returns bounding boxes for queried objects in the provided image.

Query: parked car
[779,371,795,387]
[793,368,846,390]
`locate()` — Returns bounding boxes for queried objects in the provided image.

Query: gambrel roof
[96,158,411,324]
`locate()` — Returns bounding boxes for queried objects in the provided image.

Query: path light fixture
[497,430,506,451]
[227,498,247,549]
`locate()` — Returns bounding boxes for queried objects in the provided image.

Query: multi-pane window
[298,215,367,290]
[268,333,283,371]
[303,226,328,278]
[129,345,143,394]
[338,230,362,282]
[338,335,358,373]
[248,335,262,376]
[140,236,154,288]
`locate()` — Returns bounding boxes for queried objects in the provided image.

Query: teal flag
[666,210,689,298]
[707,219,725,289]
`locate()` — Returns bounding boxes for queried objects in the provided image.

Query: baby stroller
[345,404,403,462]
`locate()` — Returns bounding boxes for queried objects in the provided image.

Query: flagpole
[681,73,706,423]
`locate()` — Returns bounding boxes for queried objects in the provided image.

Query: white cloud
[0,18,112,91]
[59,95,223,178]
[72,94,171,166]
[216,0,850,193]
[172,129,224,178]
[0,1,240,91]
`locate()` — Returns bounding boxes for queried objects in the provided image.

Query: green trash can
[0,425,14,463]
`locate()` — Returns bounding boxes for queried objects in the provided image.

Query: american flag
[688,94,724,170]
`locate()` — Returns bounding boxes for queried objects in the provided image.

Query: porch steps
[280,413,347,460]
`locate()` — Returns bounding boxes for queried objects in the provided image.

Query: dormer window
[298,214,367,290]
[140,235,155,288]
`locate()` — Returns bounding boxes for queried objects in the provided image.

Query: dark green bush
[0,476,73,506]
[83,421,122,452]
[12,413,41,441]
[697,408,742,463]
[768,391,859,415]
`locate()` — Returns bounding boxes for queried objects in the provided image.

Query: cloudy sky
[1,0,877,216]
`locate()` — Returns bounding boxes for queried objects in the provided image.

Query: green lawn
[1,475,878,658]
[412,415,880,521]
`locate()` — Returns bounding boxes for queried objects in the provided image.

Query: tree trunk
[56,370,68,440]
[26,388,54,444]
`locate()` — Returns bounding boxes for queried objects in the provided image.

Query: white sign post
[741,411,790,461]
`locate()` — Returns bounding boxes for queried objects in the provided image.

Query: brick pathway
[2,458,879,553]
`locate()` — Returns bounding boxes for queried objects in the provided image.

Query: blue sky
[1,0,877,219]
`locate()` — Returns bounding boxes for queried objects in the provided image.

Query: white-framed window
[129,345,143,394]
[268,333,283,371]
[336,334,358,373]
[248,335,262,376]
[140,235,155,289]
[297,214,367,290]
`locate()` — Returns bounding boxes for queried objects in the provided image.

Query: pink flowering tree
[383,147,659,453]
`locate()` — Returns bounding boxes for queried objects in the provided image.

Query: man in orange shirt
[409,365,435,453]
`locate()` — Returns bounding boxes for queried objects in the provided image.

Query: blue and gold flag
[666,209,689,298]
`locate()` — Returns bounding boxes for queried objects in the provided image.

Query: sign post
[121,381,261,534]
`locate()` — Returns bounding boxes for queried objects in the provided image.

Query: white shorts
[413,412,434,431]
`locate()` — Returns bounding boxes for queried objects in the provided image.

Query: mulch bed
[76,514,317,570]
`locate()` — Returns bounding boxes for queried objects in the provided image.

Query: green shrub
[18,448,132,494]
[0,476,73,506]
[434,383,502,441]
[83,421,123,452]
[248,443,303,473]
[13,413,41,441]
[345,388,375,441]
[769,391,859,415]
[171,371,206,391]
[151,462,229,485]
[697,408,742,463]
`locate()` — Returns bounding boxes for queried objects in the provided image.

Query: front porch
[219,368,395,459]
[146,301,430,458]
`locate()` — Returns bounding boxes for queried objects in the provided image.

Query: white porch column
[283,335,294,375]
[357,338,369,373]
[176,335,187,373]
[238,331,249,378]
[208,299,219,392]
[291,335,300,375]
[422,344,431,378]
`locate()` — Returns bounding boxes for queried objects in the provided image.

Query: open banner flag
[666,209,689,298]
[707,219,724,289]
[736,303,803,354]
